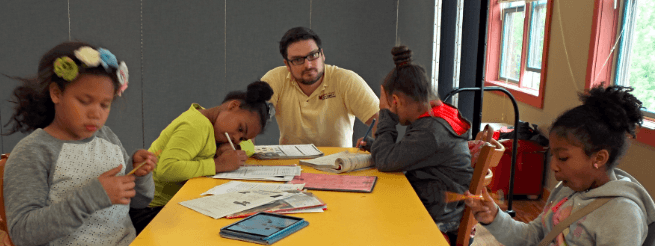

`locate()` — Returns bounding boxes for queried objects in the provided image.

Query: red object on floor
[488,139,548,199]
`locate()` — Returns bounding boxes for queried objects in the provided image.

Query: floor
[496,195,547,223]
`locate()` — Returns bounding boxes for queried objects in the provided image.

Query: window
[485,0,553,108]
[615,0,655,146]
[614,0,655,119]
[589,0,655,147]
[499,2,524,82]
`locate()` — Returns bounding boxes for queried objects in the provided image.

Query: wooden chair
[468,125,502,187]
[0,154,15,246]
[456,128,505,246]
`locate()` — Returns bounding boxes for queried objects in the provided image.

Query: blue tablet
[220,212,308,245]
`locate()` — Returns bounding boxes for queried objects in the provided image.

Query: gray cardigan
[371,109,472,229]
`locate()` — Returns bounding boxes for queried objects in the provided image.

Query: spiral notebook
[298,151,373,173]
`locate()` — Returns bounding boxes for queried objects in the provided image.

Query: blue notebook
[219,212,308,245]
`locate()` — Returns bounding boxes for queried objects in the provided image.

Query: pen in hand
[224,132,247,168]
[358,118,376,151]
[225,132,236,150]
[363,118,376,139]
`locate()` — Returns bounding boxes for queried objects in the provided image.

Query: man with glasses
[261,27,379,147]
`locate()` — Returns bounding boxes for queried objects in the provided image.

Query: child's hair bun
[246,81,274,104]
[391,46,412,67]
[581,86,643,135]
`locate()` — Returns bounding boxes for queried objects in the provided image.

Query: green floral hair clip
[53,56,79,82]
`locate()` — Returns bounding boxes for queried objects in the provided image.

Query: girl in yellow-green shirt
[129,81,274,233]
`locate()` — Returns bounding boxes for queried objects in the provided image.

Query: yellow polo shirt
[261,65,379,147]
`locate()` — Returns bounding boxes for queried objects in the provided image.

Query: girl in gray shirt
[3,42,156,246]
[365,46,473,244]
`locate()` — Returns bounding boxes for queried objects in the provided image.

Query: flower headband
[53,46,129,96]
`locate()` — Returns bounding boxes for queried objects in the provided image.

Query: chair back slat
[456,134,505,246]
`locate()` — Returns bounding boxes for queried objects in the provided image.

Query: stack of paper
[225,191,327,219]
[212,165,302,181]
[179,190,295,219]
[253,144,324,159]
[201,181,305,196]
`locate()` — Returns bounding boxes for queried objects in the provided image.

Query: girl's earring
[594,163,599,169]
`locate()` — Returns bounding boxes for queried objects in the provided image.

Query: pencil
[126,149,161,176]
[126,161,147,176]
[444,191,485,203]
[225,132,236,150]
[358,118,376,150]
[363,118,376,139]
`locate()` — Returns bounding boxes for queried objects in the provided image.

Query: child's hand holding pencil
[356,118,376,152]
[213,132,247,173]
[128,149,160,176]
[463,188,499,225]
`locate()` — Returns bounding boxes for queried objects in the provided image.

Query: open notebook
[299,151,373,173]
[253,144,324,160]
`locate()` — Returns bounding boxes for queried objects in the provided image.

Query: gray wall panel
[225,0,310,145]
[69,1,143,152]
[142,1,226,148]
[398,0,435,80]
[1,1,451,152]
[312,0,397,146]
[397,0,436,140]
[0,1,69,153]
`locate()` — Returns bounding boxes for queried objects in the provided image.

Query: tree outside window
[615,0,655,119]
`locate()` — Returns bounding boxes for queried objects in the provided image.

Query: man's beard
[297,69,324,85]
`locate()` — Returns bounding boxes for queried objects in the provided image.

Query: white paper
[255,144,323,158]
[212,165,301,181]
[214,175,296,182]
[279,205,326,214]
[243,175,297,181]
[278,145,304,156]
[201,181,305,196]
[293,145,323,156]
[282,193,323,208]
[179,190,293,219]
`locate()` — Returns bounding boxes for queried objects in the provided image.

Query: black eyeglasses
[286,49,322,66]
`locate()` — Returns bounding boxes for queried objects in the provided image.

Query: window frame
[485,0,554,109]
[586,0,655,147]
[526,0,548,72]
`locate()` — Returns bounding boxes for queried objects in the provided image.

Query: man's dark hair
[279,27,322,59]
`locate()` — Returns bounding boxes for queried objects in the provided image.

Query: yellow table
[131,147,449,245]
